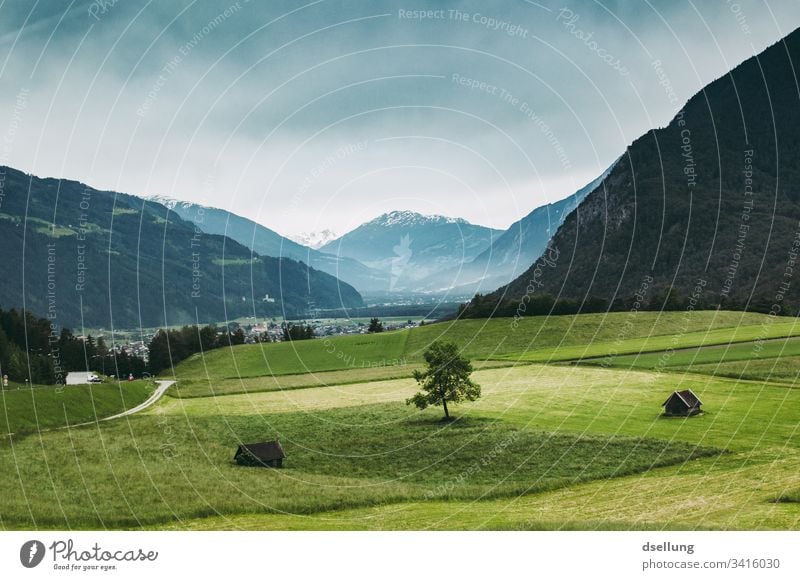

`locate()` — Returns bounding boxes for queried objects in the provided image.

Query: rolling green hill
[2,360,798,530]
[0,381,152,435]
[2,309,800,530]
[168,310,775,382]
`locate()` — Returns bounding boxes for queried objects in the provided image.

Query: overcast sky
[1,0,798,238]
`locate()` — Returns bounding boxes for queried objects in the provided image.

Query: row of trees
[282,323,315,341]
[0,308,57,384]
[459,286,736,319]
[1,306,329,384]
[147,325,247,375]
[0,307,147,385]
[460,284,800,320]
[148,321,324,374]
[3,306,405,386]
[0,307,256,384]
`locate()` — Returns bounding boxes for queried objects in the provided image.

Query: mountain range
[0,167,362,329]
[158,200,548,297]
[421,164,617,294]
[155,178,620,298]
[316,167,624,296]
[319,211,503,292]
[8,25,795,329]
[482,27,800,316]
[151,197,389,292]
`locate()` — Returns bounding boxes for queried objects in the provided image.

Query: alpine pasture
[2,310,800,530]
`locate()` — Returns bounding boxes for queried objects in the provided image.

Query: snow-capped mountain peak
[288,229,338,249]
[145,195,201,211]
[367,210,467,228]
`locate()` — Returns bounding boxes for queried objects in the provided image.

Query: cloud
[0,0,798,236]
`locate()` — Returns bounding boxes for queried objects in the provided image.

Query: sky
[0,0,798,239]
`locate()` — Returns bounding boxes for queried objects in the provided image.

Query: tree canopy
[406,340,480,420]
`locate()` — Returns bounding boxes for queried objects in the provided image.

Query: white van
[65,372,102,385]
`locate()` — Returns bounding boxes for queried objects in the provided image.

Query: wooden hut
[662,389,702,417]
[234,441,285,467]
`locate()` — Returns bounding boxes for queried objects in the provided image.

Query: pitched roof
[662,389,702,408]
[236,441,285,461]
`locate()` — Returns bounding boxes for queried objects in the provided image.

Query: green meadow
[172,330,409,381]
[2,310,800,530]
[169,310,783,395]
[586,335,800,370]
[172,311,775,382]
[0,381,153,436]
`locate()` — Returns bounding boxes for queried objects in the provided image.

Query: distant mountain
[424,164,617,294]
[471,163,616,283]
[320,211,502,292]
[288,229,338,249]
[150,198,388,292]
[0,167,362,328]
[479,28,800,316]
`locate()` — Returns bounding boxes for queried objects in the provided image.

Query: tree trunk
[442,398,449,419]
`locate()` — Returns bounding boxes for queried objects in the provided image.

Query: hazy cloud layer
[1,0,797,236]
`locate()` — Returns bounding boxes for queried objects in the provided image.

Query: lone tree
[368,317,384,333]
[406,340,480,420]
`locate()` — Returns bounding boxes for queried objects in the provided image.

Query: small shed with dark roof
[662,389,703,417]
[234,441,285,468]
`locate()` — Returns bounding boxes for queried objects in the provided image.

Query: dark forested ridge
[472,27,800,318]
[0,166,362,329]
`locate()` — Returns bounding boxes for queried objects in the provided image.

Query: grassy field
[171,331,409,381]
[3,310,800,531]
[0,381,153,435]
[405,310,776,360]
[685,356,800,383]
[170,360,515,399]
[162,451,799,531]
[167,311,782,385]
[583,336,800,370]
[492,320,800,363]
[0,365,721,529]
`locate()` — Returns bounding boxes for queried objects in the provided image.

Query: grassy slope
[0,365,721,529]
[167,451,799,531]
[171,331,409,381]
[495,320,800,363]
[584,336,800,370]
[168,311,780,394]
[686,357,800,383]
[170,360,514,399]
[3,362,797,530]
[162,364,800,452]
[5,311,800,530]
[149,363,800,531]
[0,382,153,435]
[405,311,774,360]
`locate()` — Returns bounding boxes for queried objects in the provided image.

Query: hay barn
[662,389,703,417]
[234,441,285,468]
